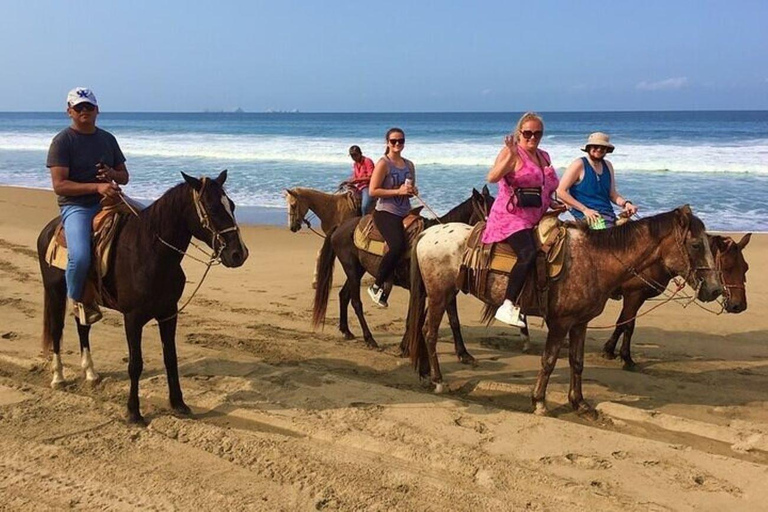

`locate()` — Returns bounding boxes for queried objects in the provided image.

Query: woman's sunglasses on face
[388,138,405,146]
[589,146,608,152]
[520,130,543,140]
[72,103,96,113]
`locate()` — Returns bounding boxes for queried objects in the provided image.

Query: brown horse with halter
[312,188,493,357]
[602,233,750,369]
[406,206,722,415]
[37,171,248,424]
[285,186,360,234]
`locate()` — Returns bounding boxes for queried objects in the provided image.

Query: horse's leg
[602,323,623,360]
[338,280,355,340]
[124,313,146,425]
[520,319,532,353]
[567,323,593,415]
[347,264,377,348]
[619,317,638,370]
[157,314,191,416]
[425,294,448,393]
[76,322,99,383]
[446,295,474,365]
[532,324,567,416]
[46,284,67,388]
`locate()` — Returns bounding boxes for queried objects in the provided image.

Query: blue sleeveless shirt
[570,157,615,221]
[375,157,413,217]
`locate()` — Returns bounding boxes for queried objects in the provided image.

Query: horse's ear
[482,184,490,196]
[214,169,228,185]
[285,188,298,198]
[182,172,203,192]
[737,232,752,250]
[472,188,482,201]
[675,204,692,229]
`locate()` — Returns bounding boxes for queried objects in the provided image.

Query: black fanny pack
[513,186,542,208]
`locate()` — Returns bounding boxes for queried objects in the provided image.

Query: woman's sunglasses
[520,130,543,140]
[72,103,96,113]
[388,138,405,145]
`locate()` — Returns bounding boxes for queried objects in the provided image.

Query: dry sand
[0,185,767,511]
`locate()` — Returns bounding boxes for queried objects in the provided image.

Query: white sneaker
[494,300,526,328]
[367,284,388,308]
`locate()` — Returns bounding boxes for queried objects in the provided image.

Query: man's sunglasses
[520,130,543,140]
[388,138,405,145]
[72,103,96,113]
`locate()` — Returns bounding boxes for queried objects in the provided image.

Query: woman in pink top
[483,112,561,327]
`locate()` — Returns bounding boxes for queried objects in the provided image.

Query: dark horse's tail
[37,218,65,355]
[312,226,338,329]
[405,234,430,377]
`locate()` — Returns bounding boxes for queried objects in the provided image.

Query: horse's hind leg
[338,280,355,340]
[425,295,448,392]
[345,262,377,348]
[532,324,566,415]
[618,293,647,370]
[446,295,474,365]
[43,275,67,388]
[157,314,191,416]
[76,322,99,383]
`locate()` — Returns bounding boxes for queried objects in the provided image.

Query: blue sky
[2,0,766,112]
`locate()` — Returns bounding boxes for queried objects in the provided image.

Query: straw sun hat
[580,132,615,153]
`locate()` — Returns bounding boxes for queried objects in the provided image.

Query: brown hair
[512,112,545,144]
[384,127,405,156]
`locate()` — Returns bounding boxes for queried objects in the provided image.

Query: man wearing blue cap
[46,87,130,324]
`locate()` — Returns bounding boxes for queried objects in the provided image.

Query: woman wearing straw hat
[556,132,638,228]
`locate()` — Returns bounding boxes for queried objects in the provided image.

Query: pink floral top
[482,147,560,243]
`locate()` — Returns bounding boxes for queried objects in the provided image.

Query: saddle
[45,196,142,309]
[353,207,425,258]
[457,212,568,318]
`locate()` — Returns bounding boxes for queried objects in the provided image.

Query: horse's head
[709,233,750,313]
[666,205,722,302]
[181,170,249,268]
[285,188,309,232]
[469,186,495,225]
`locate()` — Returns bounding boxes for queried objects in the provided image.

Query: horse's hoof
[521,343,532,354]
[364,339,379,350]
[533,401,549,416]
[342,331,355,341]
[574,401,597,420]
[172,403,193,416]
[50,379,65,390]
[601,351,617,360]
[622,359,639,372]
[434,382,445,394]
[126,412,147,426]
[457,353,476,366]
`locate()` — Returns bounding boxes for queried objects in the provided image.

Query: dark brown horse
[312,187,493,357]
[406,206,722,415]
[602,233,751,369]
[37,171,248,424]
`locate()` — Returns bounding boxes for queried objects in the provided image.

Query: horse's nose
[727,302,746,314]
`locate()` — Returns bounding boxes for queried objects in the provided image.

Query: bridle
[287,192,325,238]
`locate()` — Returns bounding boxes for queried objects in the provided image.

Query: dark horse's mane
[138,182,190,232]
[426,194,475,227]
[569,209,704,254]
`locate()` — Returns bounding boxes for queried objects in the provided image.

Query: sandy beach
[1,185,767,510]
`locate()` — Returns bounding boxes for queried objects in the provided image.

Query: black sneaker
[367,284,389,308]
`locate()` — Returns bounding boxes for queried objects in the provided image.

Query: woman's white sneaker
[494,300,526,328]
[367,284,389,308]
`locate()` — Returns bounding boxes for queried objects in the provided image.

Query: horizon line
[1,108,767,115]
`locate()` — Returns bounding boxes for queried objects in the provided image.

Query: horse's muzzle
[221,244,249,268]
[725,300,747,314]
[697,281,723,303]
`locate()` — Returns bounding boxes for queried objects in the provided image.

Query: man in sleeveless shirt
[46,87,130,324]
[556,132,638,227]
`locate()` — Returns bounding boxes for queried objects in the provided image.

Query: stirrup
[72,300,103,325]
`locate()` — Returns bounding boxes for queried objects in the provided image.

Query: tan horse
[405,206,722,416]
[285,187,360,288]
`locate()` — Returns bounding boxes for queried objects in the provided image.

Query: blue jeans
[361,187,372,215]
[60,203,101,301]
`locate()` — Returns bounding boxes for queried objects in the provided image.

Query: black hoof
[341,331,355,340]
[457,353,476,365]
[622,359,638,371]
[573,402,597,420]
[126,412,147,426]
[172,402,193,416]
[601,351,617,360]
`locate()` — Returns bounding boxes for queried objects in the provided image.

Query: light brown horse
[602,233,751,369]
[405,206,722,416]
[285,187,359,234]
